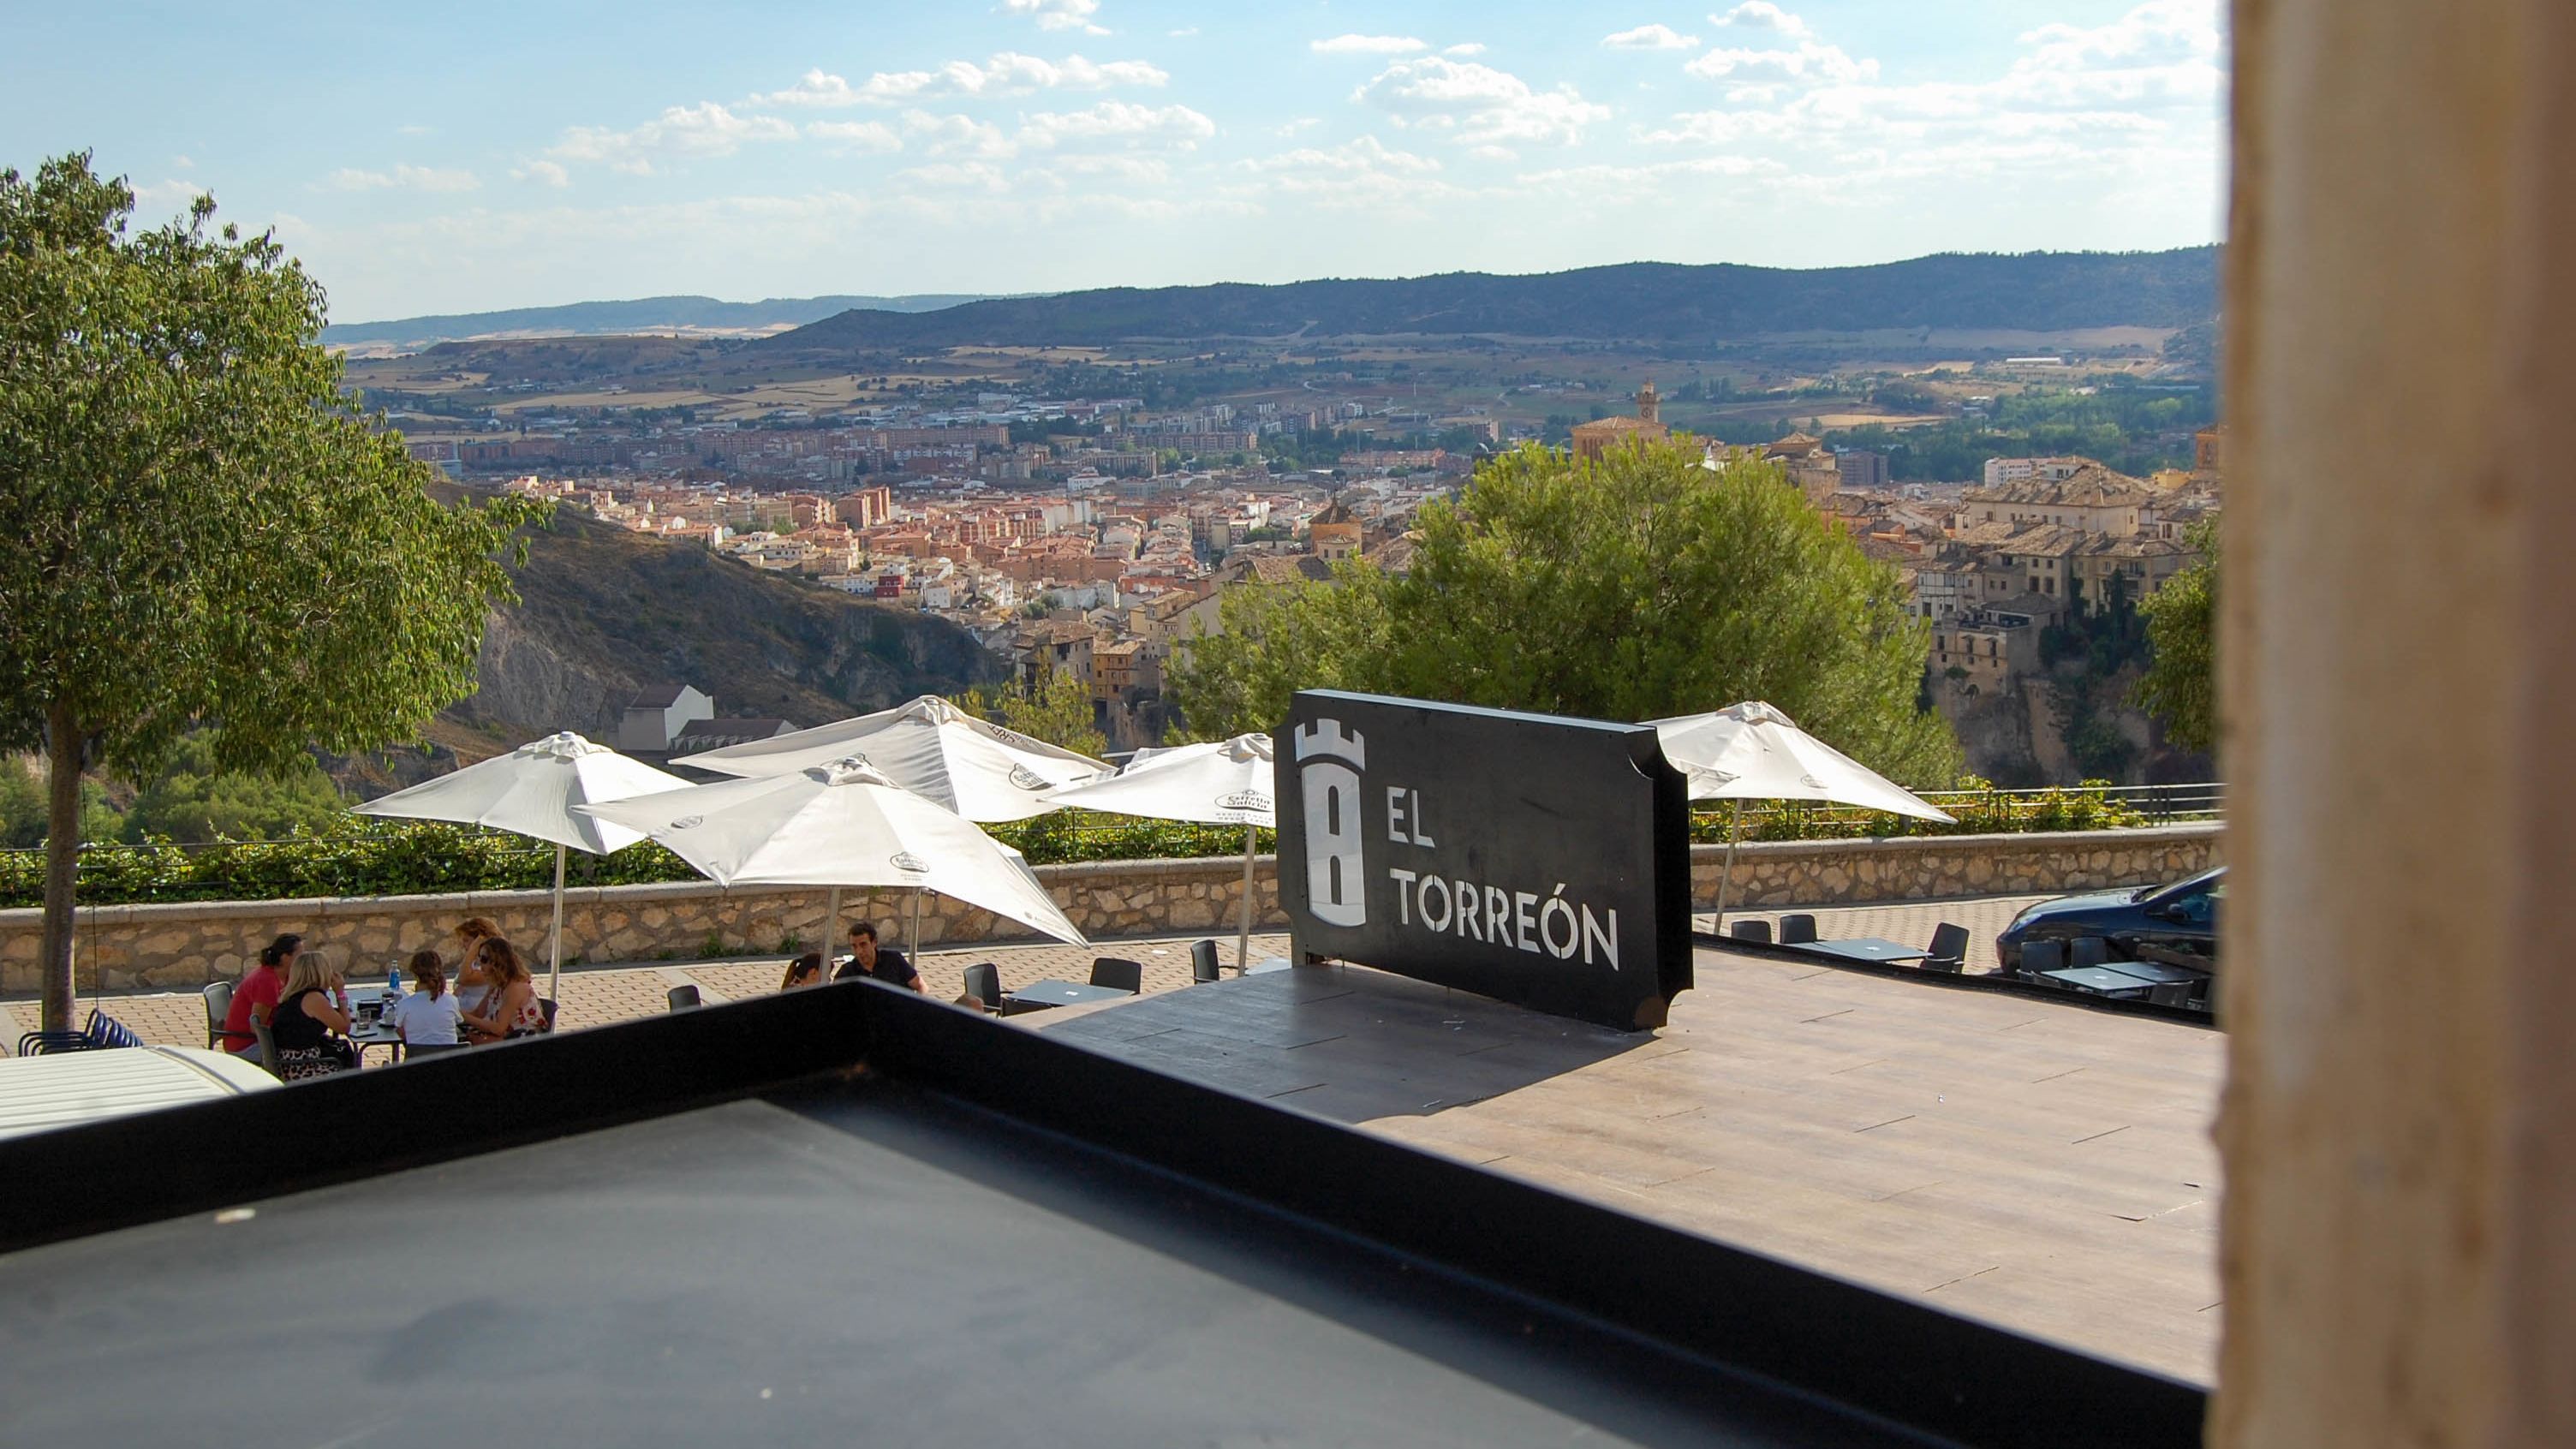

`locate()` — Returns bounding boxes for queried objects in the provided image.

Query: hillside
[766,249,2220,353]
[322,292,1017,353]
[440,498,1004,748]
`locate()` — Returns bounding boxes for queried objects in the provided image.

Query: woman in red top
[220,933,300,1062]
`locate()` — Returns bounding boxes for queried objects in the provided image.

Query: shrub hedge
[0,779,2170,910]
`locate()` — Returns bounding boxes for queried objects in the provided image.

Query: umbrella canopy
[671,695,1106,822]
[1038,733,1276,826]
[574,760,1088,948]
[351,731,691,853]
[1645,702,1953,822]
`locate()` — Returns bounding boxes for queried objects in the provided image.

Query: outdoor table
[2096,957,2208,986]
[1244,957,1295,975]
[1007,979,1136,1010]
[2040,965,2159,996]
[1789,938,1933,964]
[346,1025,404,1064]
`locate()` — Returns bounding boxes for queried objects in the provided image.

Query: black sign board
[1274,690,1692,1031]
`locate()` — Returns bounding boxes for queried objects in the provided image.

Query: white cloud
[1273,116,1323,137]
[325,164,481,193]
[1313,34,1428,55]
[902,110,1021,160]
[1168,26,1198,38]
[548,102,797,174]
[1688,3,1875,85]
[170,154,194,170]
[1019,99,1216,151]
[1352,57,1611,154]
[510,159,572,188]
[1249,135,1453,211]
[760,53,1166,108]
[1602,24,1699,51]
[999,0,1107,35]
[805,120,903,154]
[1445,43,1487,56]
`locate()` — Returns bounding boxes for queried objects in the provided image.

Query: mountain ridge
[322,292,1023,352]
[763,248,2221,353]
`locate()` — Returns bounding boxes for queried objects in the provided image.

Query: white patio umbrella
[1645,702,1955,924]
[672,694,1106,821]
[574,759,1088,957]
[1040,733,1274,969]
[351,732,690,1000]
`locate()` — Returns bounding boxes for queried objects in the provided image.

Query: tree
[0,154,546,1029]
[2136,519,2219,754]
[951,665,1107,759]
[119,733,346,843]
[1171,439,1959,784]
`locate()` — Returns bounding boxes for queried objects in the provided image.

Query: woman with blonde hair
[456,936,547,1044]
[451,916,502,995]
[269,946,356,1080]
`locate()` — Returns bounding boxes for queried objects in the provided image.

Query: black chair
[666,985,702,1011]
[404,1042,466,1058]
[2018,939,2066,981]
[1779,914,1820,945]
[1729,919,1773,944]
[538,998,559,1034]
[203,981,235,1049]
[1089,957,1143,994]
[961,963,1003,1014]
[2147,981,2195,1008]
[1190,940,1221,983]
[1923,922,1971,974]
[249,1017,282,1077]
[2068,936,2110,969]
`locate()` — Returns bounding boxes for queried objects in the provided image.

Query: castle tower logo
[1294,719,1368,928]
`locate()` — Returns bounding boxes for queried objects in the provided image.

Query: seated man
[833,920,921,992]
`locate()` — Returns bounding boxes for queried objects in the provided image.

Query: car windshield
[2137,868,2225,905]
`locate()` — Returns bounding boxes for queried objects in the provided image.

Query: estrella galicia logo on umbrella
[1007,764,1049,790]
[1217,789,1272,813]
[1294,719,1368,927]
[889,851,928,874]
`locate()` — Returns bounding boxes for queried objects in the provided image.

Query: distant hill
[323,293,1019,353]
[767,249,2219,352]
[436,494,1003,749]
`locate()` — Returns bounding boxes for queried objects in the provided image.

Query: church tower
[1637,379,1661,425]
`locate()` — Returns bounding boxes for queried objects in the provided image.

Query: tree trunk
[39,701,84,1034]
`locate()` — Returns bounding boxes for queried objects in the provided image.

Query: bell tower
[1637,379,1661,425]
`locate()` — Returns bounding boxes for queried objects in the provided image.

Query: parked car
[1994,867,2223,975]
[0,1046,277,1142]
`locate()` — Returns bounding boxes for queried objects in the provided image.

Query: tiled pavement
[3,895,2049,1058]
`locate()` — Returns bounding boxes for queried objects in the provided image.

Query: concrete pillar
[2219,1,2576,1444]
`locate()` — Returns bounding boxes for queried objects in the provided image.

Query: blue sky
[1,1,2225,323]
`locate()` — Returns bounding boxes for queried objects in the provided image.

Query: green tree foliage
[0,153,546,1028]
[1172,440,1959,785]
[951,665,1108,760]
[2137,520,2220,754]
[119,734,346,842]
[1829,383,2217,480]
[0,757,122,846]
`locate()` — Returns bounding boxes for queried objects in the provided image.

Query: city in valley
[354,275,2221,781]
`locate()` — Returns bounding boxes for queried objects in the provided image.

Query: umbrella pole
[1238,823,1256,971]
[823,886,842,960]
[908,887,923,961]
[1713,800,1744,928]
[548,843,567,1003]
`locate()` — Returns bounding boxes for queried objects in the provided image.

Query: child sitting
[385,949,464,1050]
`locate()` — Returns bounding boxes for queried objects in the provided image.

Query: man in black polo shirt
[833,921,922,991]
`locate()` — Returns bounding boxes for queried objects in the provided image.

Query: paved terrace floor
[5,893,2223,1380]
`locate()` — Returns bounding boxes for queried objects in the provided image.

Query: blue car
[1994,867,2223,976]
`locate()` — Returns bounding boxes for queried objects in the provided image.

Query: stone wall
[1,825,2219,993]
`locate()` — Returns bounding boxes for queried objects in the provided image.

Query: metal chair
[1923,923,1971,974]
[1779,914,1820,945]
[2068,936,2110,969]
[1088,957,1143,994]
[15,1029,91,1057]
[538,998,560,1034]
[2147,981,2195,1008]
[203,981,235,1049]
[1190,940,1221,983]
[249,1018,281,1077]
[2018,939,2066,981]
[666,985,702,1011]
[1729,919,1773,944]
[961,963,1003,1014]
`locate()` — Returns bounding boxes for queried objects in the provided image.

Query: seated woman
[269,947,356,1082]
[450,915,501,999]
[385,948,464,1052]
[456,937,547,1044]
[779,952,826,991]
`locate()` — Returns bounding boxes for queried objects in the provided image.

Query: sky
[0,1,2226,324]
